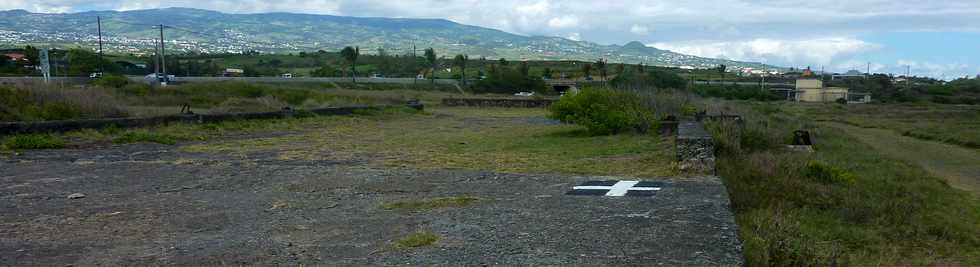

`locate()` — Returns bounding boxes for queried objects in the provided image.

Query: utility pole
[154,39,160,77]
[97,16,104,76]
[906,65,911,90]
[159,24,167,86]
[412,41,417,86]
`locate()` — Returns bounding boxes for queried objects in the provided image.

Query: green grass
[706,101,980,266]
[185,107,678,177]
[783,102,980,149]
[395,231,440,248]
[382,196,481,211]
[1,134,66,149]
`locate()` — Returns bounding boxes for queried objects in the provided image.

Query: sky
[4,0,980,79]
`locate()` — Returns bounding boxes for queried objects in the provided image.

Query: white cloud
[567,32,581,41]
[517,0,549,15]
[896,60,971,78]
[629,24,648,35]
[547,15,579,29]
[653,37,879,66]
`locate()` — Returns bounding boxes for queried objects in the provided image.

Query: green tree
[717,64,727,79]
[498,58,509,66]
[595,59,608,84]
[341,46,359,83]
[542,67,552,79]
[424,48,437,87]
[453,54,468,85]
[519,61,530,76]
[24,45,39,66]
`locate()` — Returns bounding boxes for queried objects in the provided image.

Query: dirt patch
[1,108,739,266]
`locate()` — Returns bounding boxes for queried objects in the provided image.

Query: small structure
[223,68,244,77]
[794,79,848,103]
[280,73,293,78]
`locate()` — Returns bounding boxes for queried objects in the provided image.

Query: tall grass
[705,101,980,266]
[0,85,127,121]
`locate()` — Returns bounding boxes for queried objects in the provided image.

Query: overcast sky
[5,0,980,78]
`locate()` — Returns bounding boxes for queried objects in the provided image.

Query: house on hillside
[795,79,849,102]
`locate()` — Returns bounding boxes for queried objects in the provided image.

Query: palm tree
[595,59,608,84]
[453,54,468,85]
[424,48,437,87]
[341,46,359,83]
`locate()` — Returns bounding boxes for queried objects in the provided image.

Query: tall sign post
[40,49,50,83]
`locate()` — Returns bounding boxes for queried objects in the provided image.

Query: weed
[2,134,67,149]
[395,231,440,248]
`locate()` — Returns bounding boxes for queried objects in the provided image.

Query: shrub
[548,88,656,135]
[2,134,67,149]
[93,74,131,88]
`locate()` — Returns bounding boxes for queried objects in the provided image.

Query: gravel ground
[1,118,741,266]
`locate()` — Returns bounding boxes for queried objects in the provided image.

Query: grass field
[184,107,679,178]
[784,103,980,149]
[706,101,980,266]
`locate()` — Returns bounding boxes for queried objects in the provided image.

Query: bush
[93,74,131,88]
[548,88,656,135]
[2,134,66,149]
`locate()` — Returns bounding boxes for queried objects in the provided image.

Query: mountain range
[0,8,770,70]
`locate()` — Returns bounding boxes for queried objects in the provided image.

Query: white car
[514,92,535,97]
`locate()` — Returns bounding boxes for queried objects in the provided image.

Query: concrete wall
[131,76,460,85]
[676,122,716,173]
[797,87,848,102]
[442,98,555,108]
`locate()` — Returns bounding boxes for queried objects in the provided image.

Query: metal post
[97,16,104,76]
[159,24,167,85]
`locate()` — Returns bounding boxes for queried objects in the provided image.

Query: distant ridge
[0,8,770,69]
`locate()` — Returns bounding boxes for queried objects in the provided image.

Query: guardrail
[129,76,461,85]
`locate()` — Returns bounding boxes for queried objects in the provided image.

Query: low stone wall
[676,121,716,173]
[0,103,423,135]
[442,98,555,108]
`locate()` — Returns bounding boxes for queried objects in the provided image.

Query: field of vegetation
[704,100,980,266]
[784,103,980,149]
[0,79,470,122]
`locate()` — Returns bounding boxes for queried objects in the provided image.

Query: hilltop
[0,8,768,69]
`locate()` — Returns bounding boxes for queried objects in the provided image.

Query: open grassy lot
[0,81,466,121]
[706,101,980,266]
[184,107,678,178]
[784,103,980,149]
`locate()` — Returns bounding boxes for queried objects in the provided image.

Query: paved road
[1,118,741,266]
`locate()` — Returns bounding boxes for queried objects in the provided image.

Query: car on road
[514,92,535,97]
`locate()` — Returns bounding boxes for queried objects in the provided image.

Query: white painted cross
[572,180,662,197]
